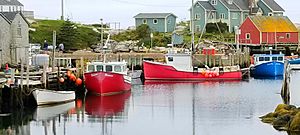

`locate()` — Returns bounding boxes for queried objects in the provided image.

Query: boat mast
[191,0,195,54]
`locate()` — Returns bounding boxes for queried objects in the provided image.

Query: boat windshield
[87,63,126,73]
[256,56,284,63]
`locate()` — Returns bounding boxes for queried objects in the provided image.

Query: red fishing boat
[143,52,242,81]
[84,61,131,96]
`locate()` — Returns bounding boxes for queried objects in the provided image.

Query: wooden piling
[281,61,290,105]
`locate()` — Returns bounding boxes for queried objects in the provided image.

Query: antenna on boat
[191,0,195,54]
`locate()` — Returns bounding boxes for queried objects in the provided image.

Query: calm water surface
[3,71,300,135]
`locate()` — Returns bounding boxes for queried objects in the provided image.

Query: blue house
[191,0,285,33]
[134,13,177,33]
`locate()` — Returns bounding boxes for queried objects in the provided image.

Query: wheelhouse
[253,54,284,65]
[86,61,127,74]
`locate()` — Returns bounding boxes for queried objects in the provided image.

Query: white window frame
[268,13,273,16]
[210,12,215,19]
[195,13,200,20]
[246,33,251,39]
[143,19,147,24]
[153,19,158,24]
[286,33,290,39]
[232,13,238,19]
[211,0,217,5]
[220,13,225,19]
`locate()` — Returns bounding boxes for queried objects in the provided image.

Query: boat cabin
[165,52,193,71]
[86,61,128,74]
[253,54,284,65]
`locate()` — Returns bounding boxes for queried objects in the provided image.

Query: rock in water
[289,112,300,131]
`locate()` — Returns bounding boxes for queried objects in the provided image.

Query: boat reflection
[33,101,75,121]
[143,80,243,85]
[85,92,131,117]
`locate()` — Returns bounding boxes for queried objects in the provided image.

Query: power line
[110,0,188,7]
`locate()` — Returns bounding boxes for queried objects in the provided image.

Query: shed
[239,16,299,45]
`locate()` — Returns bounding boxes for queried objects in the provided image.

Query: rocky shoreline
[261,104,300,134]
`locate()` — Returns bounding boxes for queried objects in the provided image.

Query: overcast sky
[18,0,300,28]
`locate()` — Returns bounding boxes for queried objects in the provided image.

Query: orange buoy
[75,78,83,86]
[70,74,76,81]
[67,70,71,77]
[59,77,65,83]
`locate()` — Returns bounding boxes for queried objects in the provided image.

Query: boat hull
[251,61,284,77]
[84,71,131,96]
[143,61,242,81]
[288,58,300,65]
[33,89,75,106]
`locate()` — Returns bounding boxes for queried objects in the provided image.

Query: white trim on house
[165,18,167,32]
[142,19,147,24]
[246,33,251,39]
[153,19,158,24]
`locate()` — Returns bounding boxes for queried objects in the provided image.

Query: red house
[239,16,299,46]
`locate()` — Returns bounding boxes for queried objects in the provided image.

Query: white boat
[34,101,75,121]
[32,89,75,106]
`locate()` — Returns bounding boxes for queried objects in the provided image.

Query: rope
[22,88,36,96]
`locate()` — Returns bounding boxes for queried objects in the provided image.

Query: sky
[18,0,300,28]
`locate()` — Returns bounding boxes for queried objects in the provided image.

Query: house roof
[249,16,297,32]
[261,0,284,12]
[198,1,216,11]
[220,0,240,11]
[233,0,249,11]
[134,13,177,19]
[0,0,23,6]
[1,12,30,25]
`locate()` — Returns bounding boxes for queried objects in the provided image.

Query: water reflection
[85,92,131,118]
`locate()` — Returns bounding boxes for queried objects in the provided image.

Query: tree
[57,19,78,50]
[135,24,151,47]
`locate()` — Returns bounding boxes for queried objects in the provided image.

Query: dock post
[20,59,24,93]
[281,61,290,105]
[80,57,84,77]
[43,64,47,89]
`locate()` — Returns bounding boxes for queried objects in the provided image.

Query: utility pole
[61,0,64,20]
[191,0,195,53]
[100,18,104,46]
[52,31,56,70]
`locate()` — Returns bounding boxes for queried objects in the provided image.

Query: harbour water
[2,71,300,135]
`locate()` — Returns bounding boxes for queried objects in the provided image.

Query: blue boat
[251,54,284,77]
[288,58,300,64]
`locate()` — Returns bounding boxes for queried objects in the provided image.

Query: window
[195,25,201,32]
[153,19,158,24]
[232,13,238,19]
[17,28,22,37]
[246,33,250,39]
[259,57,264,61]
[211,0,217,5]
[168,57,173,62]
[168,19,171,24]
[278,57,283,61]
[195,13,200,20]
[264,57,270,61]
[220,13,225,19]
[114,65,122,72]
[88,65,95,72]
[106,65,113,72]
[286,33,290,39]
[268,13,273,16]
[0,6,2,12]
[9,6,11,12]
[96,65,103,71]
[143,19,147,24]
[210,12,215,19]
[272,57,278,61]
